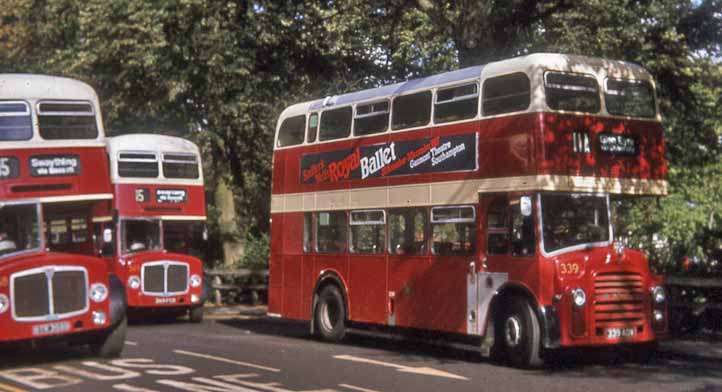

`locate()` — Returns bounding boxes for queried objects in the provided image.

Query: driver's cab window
[510,198,536,257]
[487,198,509,254]
[487,196,536,257]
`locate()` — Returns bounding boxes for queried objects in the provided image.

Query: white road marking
[333,355,468,381]
[339,383,381,392]
[173,350,281,373]
[125,341,138,346]
[0,383,27,392]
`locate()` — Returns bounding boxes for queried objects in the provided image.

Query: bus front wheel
[496,298,542,367]
[189,306,204,323]
[90,315,127,358]
[314,285,347,342]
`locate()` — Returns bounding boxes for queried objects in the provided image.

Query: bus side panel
[281,212,305,319]
[477,115,537,178]
[301,255,315,321]
[387,256,429,329]
[268,213,284,316]
[348,254,387,325]
[421,255,471,334]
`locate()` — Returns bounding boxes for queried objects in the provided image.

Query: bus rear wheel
[314,285,347,342]
[496,298,542,368]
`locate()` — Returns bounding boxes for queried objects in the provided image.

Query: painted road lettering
[0,368,82,390]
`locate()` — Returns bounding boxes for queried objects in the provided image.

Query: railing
[666,275,722,334]
[204,268,269,306]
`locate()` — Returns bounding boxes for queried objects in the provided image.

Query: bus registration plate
[606,327,635,339]
[32,321,71,336]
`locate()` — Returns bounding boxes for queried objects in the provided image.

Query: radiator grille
[12,267,88,320]
[142,262,188,295]
[593,271,645,327]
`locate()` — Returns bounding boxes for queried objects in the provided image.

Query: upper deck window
[162,153,200,179]
[307,113,318,143]
[319,107,352,141]
[544,72,600,113]
[482,73,530,116]
[605,79,656,118]
[277,115,306,147]
[354,101,389,136]
[434,83,479,124]
[0,101,32,141]
[118,152,159,178]
[37,101,98,140]
[391,91,432,130]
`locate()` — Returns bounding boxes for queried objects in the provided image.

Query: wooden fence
[204,268,269,306]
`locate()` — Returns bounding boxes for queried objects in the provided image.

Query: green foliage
[237,233,269,271]
[1,0,721,275]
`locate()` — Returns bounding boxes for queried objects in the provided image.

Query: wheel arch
[486,281,540,331]
[310,269,350,334]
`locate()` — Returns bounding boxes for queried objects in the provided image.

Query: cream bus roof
[0,74,98,101]
[107,133,201,156]
[106,133,203,185]
[277,53,654,121]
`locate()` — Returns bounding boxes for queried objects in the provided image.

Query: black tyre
[496,298,542,367]
[90,315,127,358]
[189,305,204,323]
[314,285,347,342]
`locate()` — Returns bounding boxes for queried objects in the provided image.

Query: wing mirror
[103,228,113,243]
[520,196,532,217]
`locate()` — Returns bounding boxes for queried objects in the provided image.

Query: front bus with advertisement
[99,134,207,322]
[0,74,126,356]
[268,53,668,367]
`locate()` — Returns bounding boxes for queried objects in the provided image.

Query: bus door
[386,207,431,329]
[481,194,538,290]
[425,205,479,334]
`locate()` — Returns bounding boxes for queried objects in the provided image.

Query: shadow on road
[217,316,722,387]
[0,341,95,369]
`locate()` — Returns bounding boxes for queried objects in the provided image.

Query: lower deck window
[388,208,427,255]
[431,206,476,256]
[316,211,347,253]
[350,210,385,254]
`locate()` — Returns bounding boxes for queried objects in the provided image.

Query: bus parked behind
[100,134,206,322]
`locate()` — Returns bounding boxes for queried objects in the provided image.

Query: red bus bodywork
[268,54,669,361]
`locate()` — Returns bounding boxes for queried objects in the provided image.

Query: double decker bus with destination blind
[0,74,126,356]
[98,134,207,321]
[269,53,669,367]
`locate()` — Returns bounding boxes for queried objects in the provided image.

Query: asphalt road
[1,313,722,392]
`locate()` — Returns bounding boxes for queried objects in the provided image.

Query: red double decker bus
[0,74,126,356]
[97,134,206,322]
[268,53,669,366]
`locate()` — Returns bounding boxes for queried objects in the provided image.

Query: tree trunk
[214,177,244,266]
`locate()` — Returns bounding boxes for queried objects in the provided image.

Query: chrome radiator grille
[142,262,189,295]
[12,267,88,320]
[593,271,645,327]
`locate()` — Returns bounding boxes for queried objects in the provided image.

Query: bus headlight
[652,286,666,304]
[190,274,202,288]
[128,276,141,290]
[572,288,586,307]
[0,294,9,314]
[90,283,109,303]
